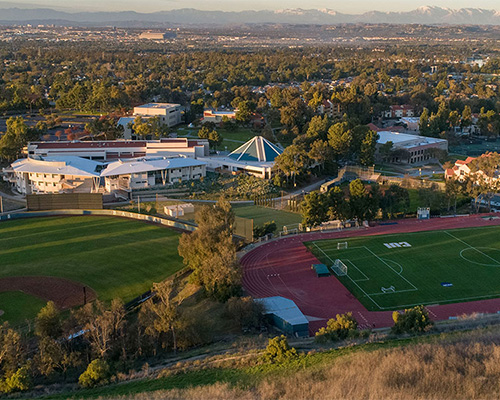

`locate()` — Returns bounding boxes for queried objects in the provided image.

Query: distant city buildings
[138,32,176,40]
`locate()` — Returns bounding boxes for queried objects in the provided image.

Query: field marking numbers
[445,231,500,266]
[311,241,418,304]
[312,242,383,310]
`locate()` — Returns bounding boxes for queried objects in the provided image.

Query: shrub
[223,296,265,331]
[78,359,110,388]
[315,313,359,342]
[0,366,31,393]
[35,301,61,339]
[263,335,298,364]
[392,305,434,334]
[253,221,277,239]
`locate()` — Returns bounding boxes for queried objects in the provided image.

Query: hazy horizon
[2,1,500,13]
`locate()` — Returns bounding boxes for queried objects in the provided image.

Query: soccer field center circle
[241,214,500,333]
[460,247,500,267]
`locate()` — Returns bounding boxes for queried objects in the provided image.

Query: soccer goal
[332,259,348,276]
[381,285,395,293]
[337,242,348,250]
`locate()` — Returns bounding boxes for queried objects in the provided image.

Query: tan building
[319,100,344,119]
[118,103,182,139]
[139,32,173,40]
[133,103,182,127]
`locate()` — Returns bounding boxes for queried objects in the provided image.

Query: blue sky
[4,0,500,13]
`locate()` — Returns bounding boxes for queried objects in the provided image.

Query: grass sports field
[232,205,302,232]
[306,225,500,311]
[0,216,184,323]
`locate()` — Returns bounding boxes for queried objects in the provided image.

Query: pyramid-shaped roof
[228,136,282,163]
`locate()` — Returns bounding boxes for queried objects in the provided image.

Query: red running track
[241,214,500,335]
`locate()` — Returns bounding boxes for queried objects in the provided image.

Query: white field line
[367,288,418,296]
[314,245,366,252]
[312,241,500,310]
[445,231,500,266]
[376,292,500,310]
[312,242,383,310]
[362,246,419,291]
[345,259,370,281]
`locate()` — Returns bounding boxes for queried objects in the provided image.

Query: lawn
[154,201,302,232]
[232,205,302,231]
[0,291,46,325]
[306,225,500,311]
[0,216,184,321]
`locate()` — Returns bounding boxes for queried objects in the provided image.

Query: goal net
[337,242,348,250]
[332,259,348,276]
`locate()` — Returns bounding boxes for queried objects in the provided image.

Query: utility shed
[256,296,309,337]
[312,264,331,277]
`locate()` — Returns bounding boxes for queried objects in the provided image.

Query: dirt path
[0,276,97,309]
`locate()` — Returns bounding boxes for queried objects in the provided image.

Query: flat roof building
[256,296,309,337]
[25,138,209,161]
[119,103,183,139]
[138,32,175,40]
[202,109,237,123]
[377,131,448,164]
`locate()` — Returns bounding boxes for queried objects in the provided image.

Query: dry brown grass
[102,329,500,400]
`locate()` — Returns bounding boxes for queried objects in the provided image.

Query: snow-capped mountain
[0,5,499,26]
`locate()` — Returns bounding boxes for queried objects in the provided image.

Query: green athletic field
[0,216,184,322]
[305,225,500,311]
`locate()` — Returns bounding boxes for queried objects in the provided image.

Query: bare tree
[76,300,125,359]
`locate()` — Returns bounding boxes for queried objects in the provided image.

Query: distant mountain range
[1,6,500,26]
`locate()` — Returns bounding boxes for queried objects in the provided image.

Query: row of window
[410,149,425,157]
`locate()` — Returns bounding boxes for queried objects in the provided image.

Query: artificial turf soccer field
[0,216,184,322]
[305,225,500,311]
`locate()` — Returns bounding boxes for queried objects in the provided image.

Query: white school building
[101,157,206,194]
[3,156,206,197]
